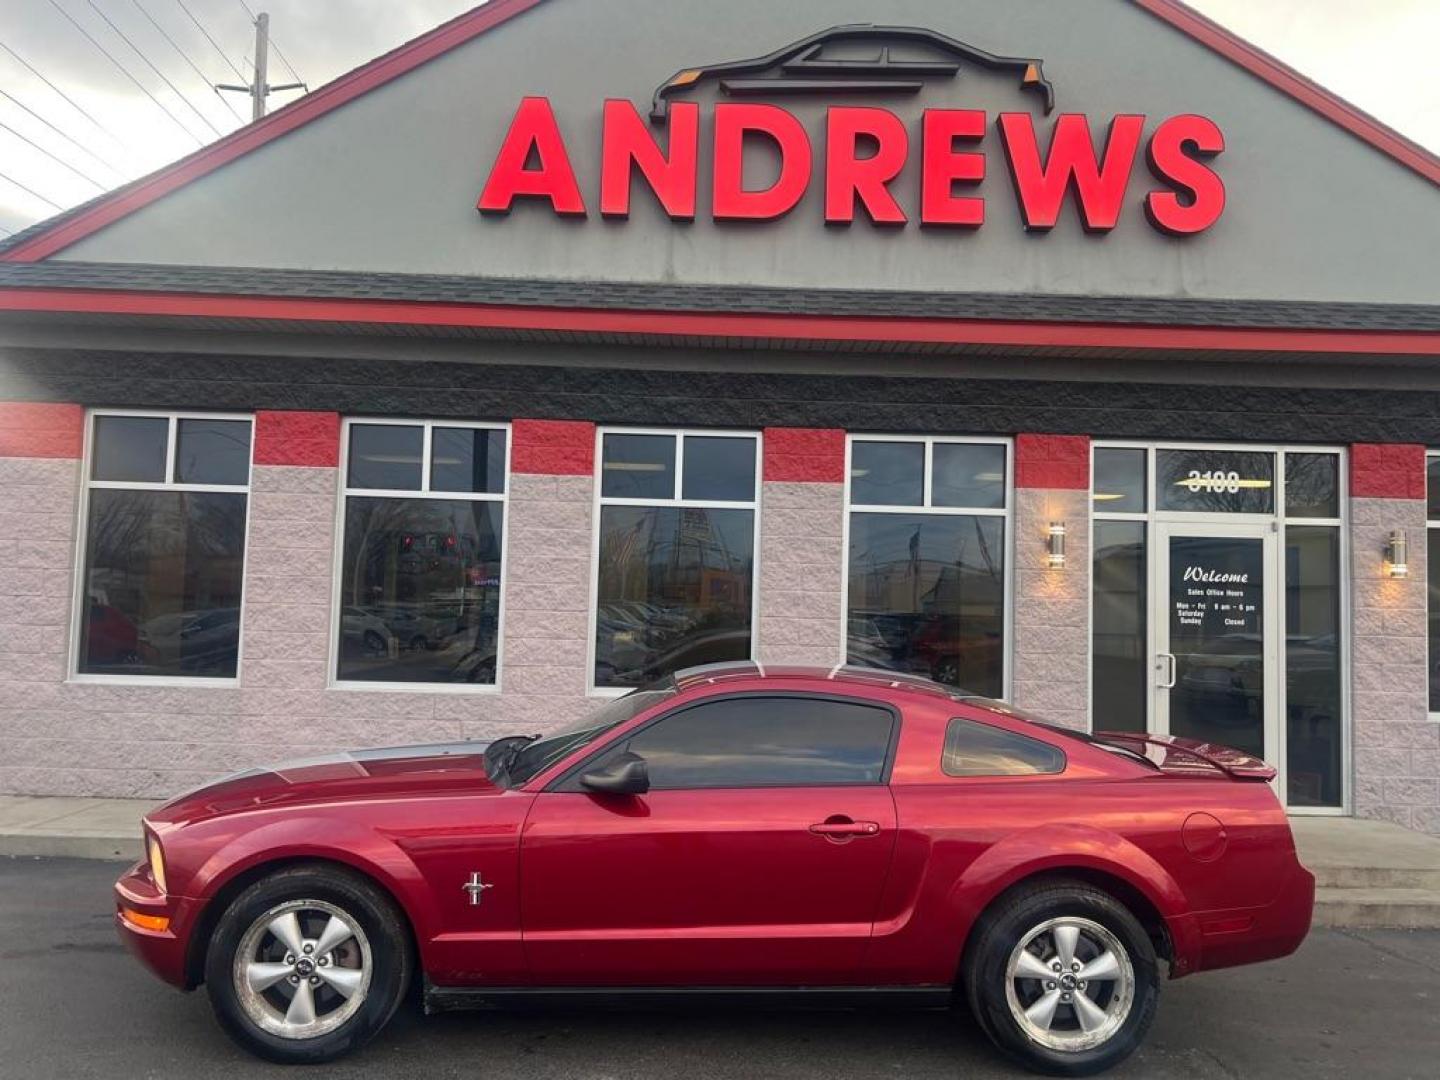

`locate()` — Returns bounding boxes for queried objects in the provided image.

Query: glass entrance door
[1154,523,1278,767]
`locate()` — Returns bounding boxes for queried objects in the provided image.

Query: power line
[130,0,245,125]
[46,0,204,146]
[0,118,106,190]
[0,87,125,180]
[236,0,304,86]
[0,39,130,156]
[0,169,65,211]
[173,0,246,84]
[81,0,224,139]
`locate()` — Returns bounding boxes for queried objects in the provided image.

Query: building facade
[1,0,1438,830]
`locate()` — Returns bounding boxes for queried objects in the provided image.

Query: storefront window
[594,430,758,688]
[1285,526,1343,807]
[1092,521,1147,732]
[77,413,251,679]
[1091,444,1346,808]
[1156,449,1275,514]
[846,437,1009,697]
[336,421,507,685]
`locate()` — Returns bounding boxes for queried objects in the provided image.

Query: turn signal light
[120,908,170,932]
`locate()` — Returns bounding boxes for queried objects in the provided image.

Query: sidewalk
[0,795,152,860]
[3,795,1440,927]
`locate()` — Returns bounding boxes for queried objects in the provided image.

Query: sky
[1,0,1437,238]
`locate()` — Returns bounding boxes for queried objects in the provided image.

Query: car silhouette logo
[649,23,1055,122]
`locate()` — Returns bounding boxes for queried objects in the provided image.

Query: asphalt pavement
[2,856,1438,1080]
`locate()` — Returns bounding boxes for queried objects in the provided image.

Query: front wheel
[963,880,1159,1076]
[204,864,413,1064]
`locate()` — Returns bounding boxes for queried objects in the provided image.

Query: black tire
[361,630,386,656]
[204,864,414,1064]
[962,879,1159,1076]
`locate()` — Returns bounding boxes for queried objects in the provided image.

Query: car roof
[669,661,1006,710]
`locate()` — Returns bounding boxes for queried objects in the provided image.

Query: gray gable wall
[49,0,1440,305]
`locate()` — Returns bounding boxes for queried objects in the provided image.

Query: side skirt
[423,983,955,1015]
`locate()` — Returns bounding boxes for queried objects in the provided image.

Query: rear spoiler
[1093,731,1277,782]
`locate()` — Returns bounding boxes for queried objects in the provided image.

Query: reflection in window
[1092,522,1147,733]
[850,441,924,506]
[78,413,251,678]
[941,718,1065,776]
[594,431,758,688]
[337,421,507,685]
[601,696,894,788]
[1284,453,1340,519]
[1286,527,1342,807]
[847,510,1007,697]
[846,439,1009,696]
[1092,448,1146,513]
[338,499,503,683]
[1156,449,1275,514]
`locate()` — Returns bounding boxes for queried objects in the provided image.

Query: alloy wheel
[231,899,373,1040]
[1003,915,1135,1052]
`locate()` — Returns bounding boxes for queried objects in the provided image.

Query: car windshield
[498,680,678,787]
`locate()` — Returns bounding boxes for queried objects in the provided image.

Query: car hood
[147,741,498,826]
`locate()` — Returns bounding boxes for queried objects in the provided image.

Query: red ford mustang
[115,664,1313,1075]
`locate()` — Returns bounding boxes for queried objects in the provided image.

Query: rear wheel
[204,865,412,1064]
[963,880,1158,1076]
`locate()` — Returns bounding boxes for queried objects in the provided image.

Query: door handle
[809,818,881,838]
[1157,652,1177,690]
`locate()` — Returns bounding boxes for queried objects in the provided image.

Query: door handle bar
[809,821,881,836]
[1157,652,1177,690]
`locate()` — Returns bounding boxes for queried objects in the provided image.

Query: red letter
[998,113,1144,232]
[477,97,585,217]
[824,107,907,225]
[712,103,812,221]
[920,109,986,228]
[600,99,698,220]
[1145,114,1226,236]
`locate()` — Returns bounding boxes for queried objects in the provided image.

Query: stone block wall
[756,428,845,667]
[1010,435,1091,731]
[1349,444,1439,834]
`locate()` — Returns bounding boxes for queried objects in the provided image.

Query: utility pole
[218,13,306,122]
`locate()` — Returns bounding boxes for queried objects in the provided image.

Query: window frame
[1086,440,1350,817]
[586,426,763,696]
[547,691,903,792]
[69,407,256,687]
[840,433,1015,701]
[329,416,512,694]
[1427,450,1440,721]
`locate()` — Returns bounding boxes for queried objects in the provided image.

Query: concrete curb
[0,834,139,861]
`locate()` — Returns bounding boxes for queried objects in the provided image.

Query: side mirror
[579,752,650,796]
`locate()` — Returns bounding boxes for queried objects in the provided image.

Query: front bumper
[114,861,204,990]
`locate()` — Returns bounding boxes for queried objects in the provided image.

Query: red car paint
[115,664,1313,995]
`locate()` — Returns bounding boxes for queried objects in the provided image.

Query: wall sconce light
[1047,521,1066,569]
[1385,530,1408,578]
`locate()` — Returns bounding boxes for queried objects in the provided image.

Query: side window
[942,718,1065,777]
[593,696,895,789]
[78,412,252,679]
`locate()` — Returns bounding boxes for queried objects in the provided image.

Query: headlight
[146,831,168,895]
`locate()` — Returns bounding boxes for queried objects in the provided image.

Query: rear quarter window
[942,718,1065,777]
